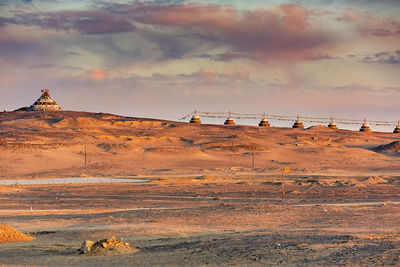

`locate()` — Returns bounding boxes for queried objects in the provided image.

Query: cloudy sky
[0,0,399,128]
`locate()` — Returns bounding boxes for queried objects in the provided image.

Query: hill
[374,141,400,153]
[0,110,399,178]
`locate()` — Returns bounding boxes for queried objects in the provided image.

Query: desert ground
[0,111,399,266]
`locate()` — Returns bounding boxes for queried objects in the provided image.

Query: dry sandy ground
[0,179,399,266]
[0,111,399,266]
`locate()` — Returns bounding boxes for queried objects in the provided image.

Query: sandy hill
[374,141,400,153]
[0,225,35,243]
[0,110,399,178]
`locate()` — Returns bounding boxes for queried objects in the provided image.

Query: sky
[0,0,399,130]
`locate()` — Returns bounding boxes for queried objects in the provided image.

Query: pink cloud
[132,3,333,62]
[3,2,399,66]
[3,3,334,62]
[337,9,400,37]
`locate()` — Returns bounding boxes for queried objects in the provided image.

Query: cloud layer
[2,2,399,64]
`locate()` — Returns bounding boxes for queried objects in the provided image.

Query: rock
[81,240,94,254]
[79,237,134,255]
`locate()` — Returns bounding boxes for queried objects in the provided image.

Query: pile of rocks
[0,225,35,243]
[80,237,134,255]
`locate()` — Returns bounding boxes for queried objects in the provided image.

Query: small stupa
[224,112,235,126]
[28,89,62,111]
[292,116,304,129]
[328,117,338,130]
[359,119,371,132]
[393,122,400,133]
[258,114,270,127]
[189,110,201,124]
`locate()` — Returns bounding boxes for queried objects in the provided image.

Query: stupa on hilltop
[28,89,62,111]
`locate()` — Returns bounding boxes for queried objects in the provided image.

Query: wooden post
[84,140,87,166]
[281,168,285,201]
[251,146,255,169]
[281,167,290,201]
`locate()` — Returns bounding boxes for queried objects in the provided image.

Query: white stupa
[359,119,371,132]
[189,110,201,124]
[224,111,235,126]
[28,89,62,111]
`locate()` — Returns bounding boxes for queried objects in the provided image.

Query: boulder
[80,240,95,254]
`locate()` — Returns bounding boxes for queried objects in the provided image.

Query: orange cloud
[87,68,107,82]
[190,68,250,83]
[196,68,217,82]
[225,71,249,80]
[199,67,217,74]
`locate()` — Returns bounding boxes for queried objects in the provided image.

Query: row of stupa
[190,113,400,133]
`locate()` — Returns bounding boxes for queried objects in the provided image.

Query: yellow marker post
[281,167,290,201]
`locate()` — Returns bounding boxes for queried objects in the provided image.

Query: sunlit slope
[0,111,399,178]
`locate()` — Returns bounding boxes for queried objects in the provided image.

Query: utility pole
[251,145,255,169]
[84,140,87,166]
[281,168,285,201]
[281,167,290,201]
